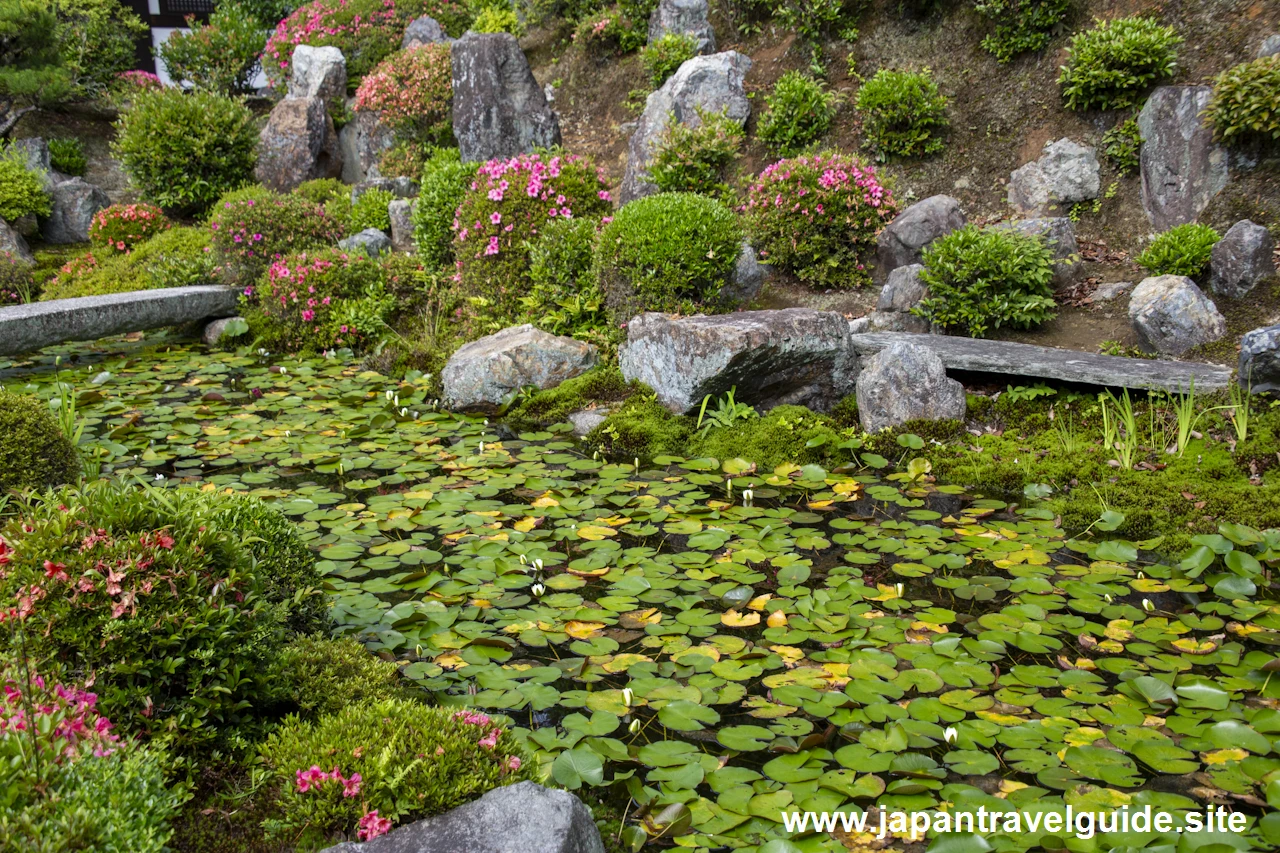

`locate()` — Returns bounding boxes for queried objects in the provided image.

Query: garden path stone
[0,218,33,263]
[41,178,109,244]
[856,340,965,431]
[319,782,604,853]
[290,45,346,103]
[402,16,452,49]
[648,0,716,53]
[443,324,598,413]
[389,199,416,252]
[256,96,342,192]
[875,195,964,280]
[991,217,1080,287]
[451,33,561,164]
[1239,324,1280,393]
[1128,274,1227,357]
[339,228,393,259]
[1007,138,1100,216]
[619,309,855,414]
[1209,219,1275,299]
[1138,86,1228,230]
[847,331,1232,392]
[620,51,751,203]
[0,286,239,357]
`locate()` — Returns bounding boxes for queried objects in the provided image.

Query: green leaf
[657,699,721,732]
[553,747,604,789]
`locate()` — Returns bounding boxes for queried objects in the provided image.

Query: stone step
[848,332,1233,393]
[0,286,240,358]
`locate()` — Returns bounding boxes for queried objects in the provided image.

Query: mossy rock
[0,392,80,493]
[505,366,636,426]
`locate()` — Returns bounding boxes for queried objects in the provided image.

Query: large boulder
[648,0,715,54]
[992,217,1080,287]
[716,242,766,306]
[402,15,452,49]
[1007,138,1100,216]
[1239,324,1280,393]
[388,199,416,252]
[875,195,965,279]
[0,218,33,263]
[618,309,855,414]
[620,51,751,203]
[1138,86,1229,231]
[338,228,392,259]
[10,137,59,191]
[256,96,341,192]
[290,45,346,103]
[451,32,561,164]
[1128,275,1226,356]
[41,178,109,244]
[443,325,598,413]
[855,340,965,432]
[319,782,605,853]
[339,108,395,183]
[1209,219,1275,299]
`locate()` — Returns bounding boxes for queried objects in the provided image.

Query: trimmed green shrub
[54,0,149,99]
[209,187,342,283]
[775,0,859,47]
[974,0,1071,63]
[640,33,698,88]
[112,88,258,216]
[757,71,838,156]
[353,44,453,148]
[1135,223,1221,278]
[350,187,394,232]
[271,635,409,719]
[88,202,171,254]
[649,109,744,197]
[471,3,522,34]
[914,224,1057,337]
[47,137,86,175]
[0,390,80,492]
[1203,56,1280,146]
[259,700,532,844]
[0,147,51,221]
[0,0,71,107]
[595,192,741,317]
[294,177,348,206]
[855,68,948,161]
[412,147,473,270]
[523,216,616,353]
[0,250,35,304]
[1102,117,1142,176]
[155,1,267,95]
[1058,17,1180,111]
[42,226,214,299]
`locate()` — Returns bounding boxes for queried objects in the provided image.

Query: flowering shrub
[259,699,531,846]
[155,2,268,95]
[743,152,896,289]
[88,203,171,255]
[649,109,744,197]
[354,44,453,148]
[1,251,35,304]
[453,152,611,322]
[246,247,391,351]
[571,10,644,57]
[42,228,215,300]
[0,391,80,493]
[209,187,342,283]
[640,32,698,88]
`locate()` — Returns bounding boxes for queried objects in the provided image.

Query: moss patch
[505,366,636,426]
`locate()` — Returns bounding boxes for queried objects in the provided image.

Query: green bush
[1102,117,1142,176]
[112,88,257,217]
[1203,56,1280,146]
[294,178,348,206]
[0,0,71,107]
[595,192,742,317]
[47,137,86,175]
[471,3,522,34]
[54,0,149,99]
[973,0,1071,63]
[350,187,395,232]
[259,699,532,844]
[1134,223,1221,278]
[522,216,617,353]
[270,635,408,719]
[640,33,698,88]
[155,1,267,95]
[42,226,214,299]
[914,224,1057,337]
[412,148,473,270]
[0,250,35,304]
[0,391,80,492]
[757,71,838,156]
[0,147,51,221]
[854,68,948,161]
[775,0,859,47]
[649,109,744,197]
[1058,17,1180,111]
[209,187,341,284]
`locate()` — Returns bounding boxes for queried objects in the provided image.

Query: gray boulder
[443,325,598,413]
[319,782,605,853]
[41,178,109,244]
[992,217,1080,287]
[290,45,346,104]
[1138,86,1228,230]
[620,51,751,203]
[402,15,452,49]
[877,264,928,313]
[875,195,965,278]
[0,218,34,263]
[10,137,59,191]
[451,33,561,164]
[618,309,855,414]
[339,108,395,183]
[648,0,715,54]
[352,177,419,201]
[202,316,244,346]
[1007,138,1100,216]
[1259,35,1280,58]
[855,340,965,432]
[717,242,766,306]
[339,228,393,259]
[1128,275,1226,356]
[863,311,930,334]
[1092,281,1134,303]
[1209,219,1275,299]
[256,96,341,192]
[568,407,613,437]
[389,199,416,252]
[1239,324,1280,394]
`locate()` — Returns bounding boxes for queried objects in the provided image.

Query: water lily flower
[895,582,905,598]
[621,688,634,706]
[628,719,641,734]
[944,726,958,744]
[1142,598,1154,612]
[743,488,754,508]
[531,583,545,597]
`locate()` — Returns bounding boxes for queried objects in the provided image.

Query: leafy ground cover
[3,338,1280,852]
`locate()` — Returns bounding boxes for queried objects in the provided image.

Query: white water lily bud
[743,488,753,508]
[285,430,291,437]
[400,408,408,417]
[622,688,634,706]
[1104,594,1113,603]
[534,558,543,572]
[519,554,527,565]
[394,394,400,407]
[412,411,419,419]
[1142,598,1154,612]
[634,457,639,471]
[279,367,287,375]
[628,719,640,734]
[479,441,485,453]
[531,583,546,598]
[944,726,958,744]
[154,474,164,481]
[386,390,394,401]
[896,582,905,598]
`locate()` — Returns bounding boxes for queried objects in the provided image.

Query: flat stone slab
[848,332,1232,393]
[0,286,240,357]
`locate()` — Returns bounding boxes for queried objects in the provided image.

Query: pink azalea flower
[358,811,392,841]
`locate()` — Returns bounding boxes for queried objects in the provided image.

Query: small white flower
[1137,571,1145,579]
[895,582,905,598]
[279,367,287,375]
[531,583,546,598]
[394,394,400,407]
[479,441,485,453]
[412,411,419,419]
[621,688,634,706]
[400,408,408,417]
[534,558,544,572]
[628,719,641,734]
[1142,598,1154,612]
[1104,594,1113,603]
[386,390,394,401]
[742,488,754,508]
[285,430,291,437]
[258,348,266,356]
[154,474,164,481]
[944,726,958,744]
[519,554,527,565]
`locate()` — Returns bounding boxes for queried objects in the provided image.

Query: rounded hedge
[757,71,838,157]
[0,391,80,493]
[854,68,949,161]
[594,192,742,317]
[0,150,51,222]
[41,227,214,300]
[1135,223,1221,278]
[1204,56,1280,146]
[88,202,171,254]
[1058,17,1180,111]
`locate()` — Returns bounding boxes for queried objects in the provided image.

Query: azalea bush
[744,152,896,288]
[353,44,453,148]
[649,109,744,197]
[155,1,267,95]
[88,202,171,255]
[259,700,531,846]
[854,68,949,161]
[43,227,215,299]
[1058,16,1180,111]
[350,186,395,232]
[1,251,35,304]
[640,32,698,88]
[209,186,342,284]
[54,0,150,99]
[523,216,618,353]
[1135,223,1221,278]
[453,152,611,323]
[0,391,80,492]
[1204,55,1280,146]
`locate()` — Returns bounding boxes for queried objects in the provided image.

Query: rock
[875,195,965,278]
[568,407,612,437]
[864,311,931,334]
[0,218,34,263]
[1128,275,1226,356]
[256,96,341,192]
[338,228,392,259]
[1092,281,1134,302]
[620,51,751,203]
[290,45,346,104]
[1209,220,1275,299]
[352,177,419,201]
[992,217,1080,287]
[648,0,715,54]
[451,32,561,164]
[443,325,598,413]
[618,309,855,414]
[1007,138,1100,216]
[10,137,58,190]
[319,782,605,853]
[717,242,766,306]
[855,340,965,432]
[877,264,928,313]
[202,316,243,346]
[339,108,395,184]
[1138,86,1229,231]
[1239,324,1280,393]
[41,178,109,244]
[1259,35,1280,58]
[402,15,452,49]
[389,199,416,252]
